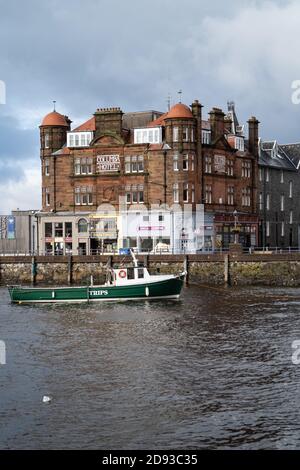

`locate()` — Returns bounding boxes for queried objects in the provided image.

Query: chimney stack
[209,107,225,141]
[248,116,259,158]
[94,107,124,139]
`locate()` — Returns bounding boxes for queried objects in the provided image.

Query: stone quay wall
[1,253,300,287]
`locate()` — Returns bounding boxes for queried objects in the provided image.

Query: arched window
[78,218,88,233]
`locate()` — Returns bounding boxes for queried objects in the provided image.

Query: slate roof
[279,143,300,169]
[259,145,296,171]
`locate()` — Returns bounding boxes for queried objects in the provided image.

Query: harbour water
[1,284,300,449]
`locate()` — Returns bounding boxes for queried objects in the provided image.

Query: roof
[72,117,96,132]
[259,142,296,171]
[52,146,70,156]
[279,143,300,169]
[123,110,164,129]
[261,141,276,151]
[41,111,69,127]
[202,120,211,130]
[147,112,168,127]
[147,103,194,127]
[165,103,193,119]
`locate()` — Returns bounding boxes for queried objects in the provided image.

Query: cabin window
[138,268,144,279]
[127,268,135,280]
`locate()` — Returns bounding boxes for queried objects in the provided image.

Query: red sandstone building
[38,100,259,254]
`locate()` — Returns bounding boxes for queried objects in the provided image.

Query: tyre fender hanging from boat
[119,269,127,279]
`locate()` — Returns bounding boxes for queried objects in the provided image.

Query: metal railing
[1,246,300,257]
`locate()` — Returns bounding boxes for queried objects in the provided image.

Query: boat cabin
[108,266,151,286]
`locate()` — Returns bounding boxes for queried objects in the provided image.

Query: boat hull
[8,275,184,304]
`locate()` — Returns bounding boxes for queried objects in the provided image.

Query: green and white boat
[8,252,185,304]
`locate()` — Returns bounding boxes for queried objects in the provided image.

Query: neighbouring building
[37,99,259,254]
[0,210,38,255]
[258,140,300,248]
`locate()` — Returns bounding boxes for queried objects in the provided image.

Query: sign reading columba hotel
[97,155,120,172]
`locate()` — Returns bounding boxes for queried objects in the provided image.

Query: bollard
[31,256,37,285]
[224,254,230,286]
[68,255,73,285]
[183,255,189,285]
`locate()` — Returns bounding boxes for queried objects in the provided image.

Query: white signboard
[97,155,120,172]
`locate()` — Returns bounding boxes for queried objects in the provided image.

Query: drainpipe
[163,150,167,205]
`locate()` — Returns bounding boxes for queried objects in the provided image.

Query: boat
[7,251,186,304]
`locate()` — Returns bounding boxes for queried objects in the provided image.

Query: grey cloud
[0,0,299,212]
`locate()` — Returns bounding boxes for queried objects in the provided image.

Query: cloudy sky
[1,0,300,213]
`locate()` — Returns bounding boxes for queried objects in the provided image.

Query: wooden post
[224,254,230,286]
[31,256,37,285]
[68,255,73,285]
[184,255,189,285]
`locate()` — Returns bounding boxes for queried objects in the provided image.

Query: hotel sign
[97,155,120,172]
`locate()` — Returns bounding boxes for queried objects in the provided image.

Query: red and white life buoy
[119,269,127,279]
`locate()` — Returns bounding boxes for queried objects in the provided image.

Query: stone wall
[2,253,300,287]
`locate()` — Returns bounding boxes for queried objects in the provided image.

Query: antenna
[178,89,182,103]
[166,93,171,111]
[53,100,56,112]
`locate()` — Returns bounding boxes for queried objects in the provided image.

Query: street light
[233,209,239,245]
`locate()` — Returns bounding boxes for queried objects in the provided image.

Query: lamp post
[116,228,119,254]
[181,227,186,253]
[233,209,238,245]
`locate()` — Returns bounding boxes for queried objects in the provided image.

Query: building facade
[37,100,259,254]
[258,141,300,248]
[0,210,38,255]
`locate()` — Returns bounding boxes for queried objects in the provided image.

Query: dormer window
[202,130,211,144]
[134,127,162,144]
[67,132,93,147]
[235,137,244,151]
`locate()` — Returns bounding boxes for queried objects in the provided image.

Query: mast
[130,249,138,267]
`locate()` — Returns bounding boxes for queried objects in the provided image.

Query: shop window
[54,223,63,237]
[65,222,72,238]
[78,218,88,233]
[45,222,52,238]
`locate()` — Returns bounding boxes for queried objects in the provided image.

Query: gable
[210,134,234,152]
[92,132,125,146]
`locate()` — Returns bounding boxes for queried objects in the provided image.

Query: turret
[40,108,71,211]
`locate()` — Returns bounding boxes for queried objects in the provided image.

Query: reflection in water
[1,285,300,449]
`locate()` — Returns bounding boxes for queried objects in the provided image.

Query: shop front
[214,213,259,249]
[89,215,119,254]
